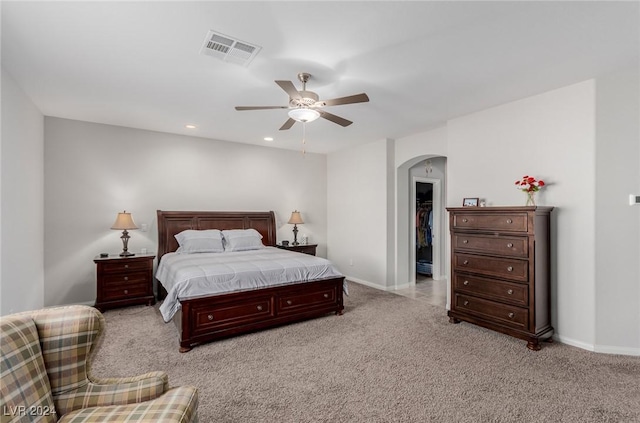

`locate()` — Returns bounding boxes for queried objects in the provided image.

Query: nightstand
[276,244,317,256]
[94,254,156,311]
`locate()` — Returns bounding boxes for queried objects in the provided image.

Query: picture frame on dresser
[462,197,479,207]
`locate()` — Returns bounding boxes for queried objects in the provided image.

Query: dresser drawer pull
[507,289,513,295]
[463,260,469,265]
[257,305,263,311]
[124,276,129,281]
[462,218,468,223]
[507,243,513,248]
[323,293,329,298]
[463,300,469,306]
[463,280,469,286]
[506,219,512,224]
[207,314,213,321]
[286,300,292,305]
[462,239,468,244]
[124,264,129,269]
[123,289,128,294]
[508,312,515,319]
[507,266,513,272]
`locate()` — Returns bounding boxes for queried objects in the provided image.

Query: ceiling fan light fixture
[288,108,320,123]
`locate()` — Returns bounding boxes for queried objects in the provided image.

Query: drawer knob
[463,300,469,306]
[462,239,468,244]
[463,280,469,286]
[463,260,469,265]
[462,218,468,223]
[124,264,129,268]
[508,312,515,319]
[207,314,213,321]
[286,300,292,305]
[124,276,129,281]
[506,219,513,224]
[257,305,263,311]
[507,289,513,295]
[507,243,513,248]
[507,266,513,272]
[323,293,329,298]
[123,289,128,294]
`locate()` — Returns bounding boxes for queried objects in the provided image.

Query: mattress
[156,246,344,322]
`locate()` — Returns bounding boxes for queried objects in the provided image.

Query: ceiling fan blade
[275,80,302,100]
[235,106,289,111]
[318,110,352,127]
[318,93,369,107]
[279,118,296,131]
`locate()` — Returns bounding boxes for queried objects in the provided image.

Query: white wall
[327,139,391,288]
[43,118,328,306]
[447,80,598,349]
[594,65,640,353]
[1,67,45,315]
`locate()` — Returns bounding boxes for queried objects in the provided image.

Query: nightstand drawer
[452,212,528,232]
[102,271,148,285]
[100,260,150,273]
[454,253,528,282]
[103,282,150,301]
[453,233,528,258]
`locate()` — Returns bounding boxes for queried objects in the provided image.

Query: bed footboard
[175,277,345,352]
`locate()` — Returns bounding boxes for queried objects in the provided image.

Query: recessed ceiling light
[185,124,197,129]
[263,137,274,141]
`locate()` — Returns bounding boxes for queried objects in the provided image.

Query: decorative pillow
[222,229,264,252]
[175,229,224,253]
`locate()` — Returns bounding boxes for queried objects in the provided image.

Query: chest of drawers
[447,206,554,350]
[94,254,156,311]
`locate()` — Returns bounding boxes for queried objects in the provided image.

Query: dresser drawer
[102,271,149,286]
[454,294,528,330]
[453,233,528,258]
[100,260,151,273]
[454,274,528,306]
[452,212,528,232]
[454,253,528,282]
[278,285,337,316]
[191,296,273,335]
[103,282,150,301]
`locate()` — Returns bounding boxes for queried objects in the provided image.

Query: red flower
[538,180,545,187]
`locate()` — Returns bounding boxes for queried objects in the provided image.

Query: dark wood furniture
[156,210,344,352]
[276,243,317,256]
[446,206,554,350]
[94,254,155,311]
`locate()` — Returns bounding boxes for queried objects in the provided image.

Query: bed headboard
[156,210,276,262]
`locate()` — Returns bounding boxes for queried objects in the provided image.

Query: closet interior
[416,182,433,277]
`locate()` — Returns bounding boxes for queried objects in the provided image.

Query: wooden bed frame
[156,210,345,352]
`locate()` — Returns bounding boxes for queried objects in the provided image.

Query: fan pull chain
[301,122,307,156]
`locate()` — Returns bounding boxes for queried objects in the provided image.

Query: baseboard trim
[345,277,394,291]
[594,344,640,356]
[553,334,595,352]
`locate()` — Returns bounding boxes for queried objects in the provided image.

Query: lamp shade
[111,211,138,230]
[287,211,304,225]
[288,108,320,123]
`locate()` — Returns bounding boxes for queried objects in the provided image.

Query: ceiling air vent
[200,30,261,67]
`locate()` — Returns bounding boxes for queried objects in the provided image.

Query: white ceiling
[2,1,638,154]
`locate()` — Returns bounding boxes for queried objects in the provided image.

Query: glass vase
[525,191,536,206]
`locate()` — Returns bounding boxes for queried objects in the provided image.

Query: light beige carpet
[92,282,640,422]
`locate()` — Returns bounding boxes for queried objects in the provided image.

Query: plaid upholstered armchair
[1,305,198,422]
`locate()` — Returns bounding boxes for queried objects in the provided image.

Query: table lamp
[287,210,304,246]
[111,210,138,257]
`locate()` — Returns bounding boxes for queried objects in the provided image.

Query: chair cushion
[0,315,58,422]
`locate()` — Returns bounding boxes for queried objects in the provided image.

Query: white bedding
[156,246,344,322]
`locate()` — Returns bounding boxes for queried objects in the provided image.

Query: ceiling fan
[235,73,369,130]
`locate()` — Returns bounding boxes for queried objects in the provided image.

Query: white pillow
[222,229,264,252]
[175,229,224,253]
